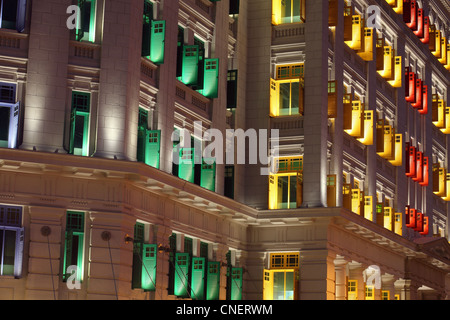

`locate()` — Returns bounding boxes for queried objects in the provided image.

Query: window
[63,211,85,283]
[227,70,238,109]
[207,261,220,300]
[348,280,357,300]
[132,222,157,291]
[268,157,303,210]
[264,253,299,300]
[0,0,27,32]
[137,108,161,169]
[365,285,375,300]
[382,290,390,300]
[200,159,216,192]
[191,257,206,300]
[174,252,190,298]
[0,205,24,277]
[69,92,91,157]
[198,59,219,98]
[0,83,19,149]
[76,0,96,42]
[141,1,166,65]
[224,166,235,199]
[272,0,305,25]
[270,64,304,117]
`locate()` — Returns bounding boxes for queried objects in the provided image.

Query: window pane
[292,0,301,23]
[273,271,285,300]
[0,107,10,143]
[278,176,289,209]
[290,82,300,115]
[289,175,297,208]
[285,272,294,300]
[3,230,16,276]
[279,83,291,115]
[74,114,86,150]
[1,0,18,30]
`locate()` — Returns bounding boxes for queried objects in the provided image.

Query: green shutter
[200,59,219,98]
[174,253,190,298]
[201,158,216,191]
[77,0,95,42]
[191,257,206,300]
[145,130,161,169]
[178,148,195,183]
[181,45,199,85]
[230,267,243,300]
[150,20,166,65]
[63,212,85,282]
[141,244,157,291]
[207,261,220,300]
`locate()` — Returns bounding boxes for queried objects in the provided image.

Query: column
[299,250,335,300]
[95,0,143,160]
[302,0,329,207]
[334,255,348,300]
[22,0,72,152]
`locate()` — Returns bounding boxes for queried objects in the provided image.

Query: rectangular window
[270,65,304,117]
[63,211,85,282]
[272,0,305,25]
[227,70,238,109]
[269,157,303,210]
[180,45,200,86]
[0,205,24,277]
[76,0,96,42]
[224,165,235,199]
[137,109,161,169]
[264,253,299,300]
[348,280,357,300]
[131,223,157,291]
[141,2,166,65]
[365,285,375,300]
[0,0,27,32]
[69,91,90,157]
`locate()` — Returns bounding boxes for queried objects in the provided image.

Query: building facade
[0,0,449,300]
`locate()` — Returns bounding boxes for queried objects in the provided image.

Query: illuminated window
[137,108,161,169]
[348,280,358,300]
[0,205,24,277]
[76,0,96,42]
[365,285,375,300]
[69,92,90,157]
[142,0,166,65]
[63,211,85,283]
[226,251,243,300]
[0,83,20,149]
[272,0,305,25]
[264,253,299,300]
[270,65,304,117]
[382,290,390,300]
[268,157,303,210]
[131,222,157,291]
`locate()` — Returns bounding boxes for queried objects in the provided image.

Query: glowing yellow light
[344,100,363,138]
[351,189,361,215]
[438,37,447,65]
[394,212,402,236]
[387,56,403,88]
[344,15,362,51]
[393,0,403,14]
[432,97,446,129]
[357,110,374,146]
[377,46,394,79]
[442,174,450,202]
[433,165,446,197]
[357,28,374,61]
[389,134,403,166]
[364,196,373,221]
[377,125,394,160]
[383,207,393,231]
[432,30,442,58]
[441,107,450,134]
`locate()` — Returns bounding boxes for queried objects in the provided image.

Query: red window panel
[407,208,416,229]
[420,216,429,235]
[420,16,430,44]
[418,85,428,115]
[413,9,424,38]
[406,0,418,31]
[405,70,416,103]
[414,212,423,232]
[419,157,429,187]
[413,151,423,182]
[406,146,416,178]
[411,79,423,109]
[405,205,410,226]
